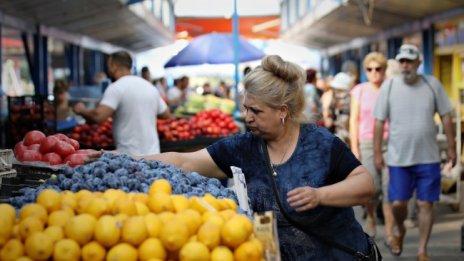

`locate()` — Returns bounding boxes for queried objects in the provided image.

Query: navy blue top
[207,124,369,260]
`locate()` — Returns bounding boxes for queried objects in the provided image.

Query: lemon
[53,238,81,261]
[211,246,234,261]
[18,216,44,240]
[76,194,95,215]
[129,193,149,204]
[157,211,176,225]
[197,222,221,250]
[159,220,190,251]
[231,214,253,234]
[221,217,251,248]
[149,179,172,195]
[222,198,238,211]
[19,203,48,224]
[0,203,16,224]
[138,238,167,261]
[64,214,97,246]
[190,197,216,214]
[135,202,150,215]
[147,193,174,213]
[144,213,162,238]
[24,232,53,261]
[111,196,137,216]
[0,238,24,261]
[121,216,148,246]
[202,193,219,210]
[44,225,64,244]
[202,212,225,227]
[60,191,77,210]
[171,194,190,212]
[84,197,109,218]
[37,189,62,213]
[48,210,72,227]
[94,215,121,248]
[107,243,138,261]
[177,209,202,235]
[179,241,210,261]
[234,240,263,261]
[103,189,126,207]
[0,215,13,246]
[81,241,106,261]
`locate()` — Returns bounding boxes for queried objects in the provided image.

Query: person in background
[321,72,353,142]
[202,82,212,95]
[53,79,73,121]
[302,68,321,123]
[373,44,456,261]
[154,77,168,103]
[215,81,230,99]
[141,66,152,82]
[349,52,395,245]
[94,55,375,260]
[73,51,171,156]
[386,58,419,229]
[167,76,189,111]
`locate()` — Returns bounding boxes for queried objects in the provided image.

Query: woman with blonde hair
[349,52,394,245]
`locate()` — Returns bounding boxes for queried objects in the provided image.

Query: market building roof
[0,0,174,52]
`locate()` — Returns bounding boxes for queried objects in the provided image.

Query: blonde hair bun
[261,55,305,83]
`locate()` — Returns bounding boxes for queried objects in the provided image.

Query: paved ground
[355,204,464,261]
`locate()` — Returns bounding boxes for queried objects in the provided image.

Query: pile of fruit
[10,153,237,208]
[0,181,264,261]
[157,109,239,141]
[67,119,113,148]
[13,130,96,167]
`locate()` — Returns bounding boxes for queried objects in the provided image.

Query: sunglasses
[366,67,382,72]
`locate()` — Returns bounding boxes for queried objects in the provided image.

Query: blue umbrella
[164,33,264,67]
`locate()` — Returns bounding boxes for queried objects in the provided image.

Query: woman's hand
[287,186,321,212]
[83,150,105,163]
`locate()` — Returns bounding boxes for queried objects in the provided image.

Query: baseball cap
[395,44,421,61]
[330,72,353,91]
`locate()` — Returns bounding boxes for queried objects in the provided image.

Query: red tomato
[27,144,41,151]
[68,139,80,150]
[52,133,70,143]
[64,153,87,167]
[14,141,27,156]
[42,152,62,165]
[23,130,46,146]
[54,141,76,158]
[39,136,58,154]
[20,150,42,162]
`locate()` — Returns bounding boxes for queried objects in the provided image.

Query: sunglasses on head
[366,67,382,72]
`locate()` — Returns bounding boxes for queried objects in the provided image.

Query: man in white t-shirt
[73,51,171,156]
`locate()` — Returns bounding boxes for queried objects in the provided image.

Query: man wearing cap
[373,44,456,261]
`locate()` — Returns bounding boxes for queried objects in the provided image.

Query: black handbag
[259,140,382,261]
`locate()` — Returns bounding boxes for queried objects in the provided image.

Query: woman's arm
[287,165,374,212]
[140,149,229,179]
[349,95,360,159]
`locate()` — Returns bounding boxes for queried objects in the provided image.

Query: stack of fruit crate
[0,149,17,200]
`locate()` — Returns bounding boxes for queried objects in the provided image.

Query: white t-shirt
[100,75,167,156]
[166,87,182,106]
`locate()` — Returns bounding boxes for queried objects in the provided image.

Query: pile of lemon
[0,179,264,261]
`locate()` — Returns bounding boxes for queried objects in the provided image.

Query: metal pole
[233,0,240,118]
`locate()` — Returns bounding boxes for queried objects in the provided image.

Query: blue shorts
[388,163,441,202]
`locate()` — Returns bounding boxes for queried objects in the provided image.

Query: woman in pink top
[349,52,394,245]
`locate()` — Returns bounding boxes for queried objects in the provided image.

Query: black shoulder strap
[259,139,369,261]
[420,75,438,113]
[386,78,394,119]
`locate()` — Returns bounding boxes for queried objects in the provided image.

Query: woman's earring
[281,117,285,126]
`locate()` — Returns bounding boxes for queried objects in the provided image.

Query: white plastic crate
[0,169,17,190]
[0,149,14,171]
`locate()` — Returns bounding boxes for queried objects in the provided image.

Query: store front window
[1,27,34,96]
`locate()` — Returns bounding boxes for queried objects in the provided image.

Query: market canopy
[164,33,265,68]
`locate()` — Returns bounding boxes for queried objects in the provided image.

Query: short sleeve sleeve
[428,76,452,116]
[350,84,363,101]
[373,79,392,121]
[206,135,245,178]
[327,137,361,184]
[100,84,121,110]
